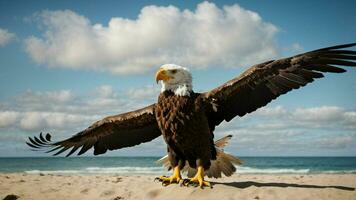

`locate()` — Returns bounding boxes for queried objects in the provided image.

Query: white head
[155,64,193,96]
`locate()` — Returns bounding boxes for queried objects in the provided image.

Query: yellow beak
[155,68,170,83]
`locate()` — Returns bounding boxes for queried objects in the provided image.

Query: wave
[25,166,356,175]
[26,170,84,174]
[236,166,310,174]
[236,166,356,174]
[25,166,167,175]
[315,170,356,174]
[84,166,165,174]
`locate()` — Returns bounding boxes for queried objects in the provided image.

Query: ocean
[0,157,355,175]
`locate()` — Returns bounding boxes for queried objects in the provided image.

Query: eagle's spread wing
[26,104,161,156]
[203,43,356,127]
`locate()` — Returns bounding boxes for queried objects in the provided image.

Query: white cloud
[13,90,75,113]
[19,90,74,104]
[245,106,356,130]
[294,106,343,122]
[315,135,355,149]
[0,85,158,132]
[253,105,288,118]
[0,28,16,47]
[24,2,279,74]
[291,106,356,130]
[19,111,97,131]
[20,112,46,131]
[0,111,19,127]
[215,105,356,154]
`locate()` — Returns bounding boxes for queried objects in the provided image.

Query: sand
[1,173,355,200]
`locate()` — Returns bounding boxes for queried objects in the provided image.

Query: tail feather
[223,151,243,165]
[214,150,237,177]
[206,159,221,178]
[157,135,243,178]
[156,155,171,170]
[214,134,232,149]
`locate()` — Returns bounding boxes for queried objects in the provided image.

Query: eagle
[27,43,355,187]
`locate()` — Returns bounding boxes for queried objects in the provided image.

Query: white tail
[156,135,243,178]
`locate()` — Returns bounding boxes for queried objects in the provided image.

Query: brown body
[155,91,216,169]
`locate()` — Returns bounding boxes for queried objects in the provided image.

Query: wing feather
[26,104,161,156]
[203,43,356,128]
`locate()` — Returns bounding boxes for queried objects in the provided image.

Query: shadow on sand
[212,181,355,191]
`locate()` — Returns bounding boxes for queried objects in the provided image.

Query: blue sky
[0,0,355,157]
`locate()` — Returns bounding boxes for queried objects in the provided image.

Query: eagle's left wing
[203,43,356,128]
[26,104,161,156]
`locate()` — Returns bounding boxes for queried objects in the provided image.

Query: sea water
[0,157,355,175]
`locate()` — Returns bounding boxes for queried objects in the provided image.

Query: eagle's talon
[156,176,181,186]
[180,179,189,187]
[162,181,169,186]
[182,166,211,188]
[182,179,190,186]
[155,166,182,186]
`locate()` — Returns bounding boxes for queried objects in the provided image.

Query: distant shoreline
[1,156,356,158]
[1,157,356,174]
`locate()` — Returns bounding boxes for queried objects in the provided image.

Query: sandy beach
[1,173,355,200]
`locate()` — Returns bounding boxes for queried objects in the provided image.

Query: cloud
[19,111,97,131]
[13,90,75,113]
[240,106,356,131]
[19,90,74,104]
[294,106,344,123]
[0,85,160,133]
[24,2,279,74]
[0,28,16,47]
[293,106,356,130]
[215,105,356,155]
[0,111,19,127]
[315,135,355,149]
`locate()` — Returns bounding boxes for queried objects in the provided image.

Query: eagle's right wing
[203,43,356,128]
[26,104,161,156]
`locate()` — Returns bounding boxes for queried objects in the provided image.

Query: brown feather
[203,43,356,129]
[26,104,161,156]
[155,91,216,169]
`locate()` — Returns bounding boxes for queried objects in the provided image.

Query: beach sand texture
[1,173,355,200]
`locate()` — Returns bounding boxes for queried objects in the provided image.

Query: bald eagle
[27,43,356,187]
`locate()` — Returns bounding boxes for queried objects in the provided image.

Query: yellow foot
[181,177,211,188]
[155,175,181,186]
[181,166,212,188]
[154,166,182,186]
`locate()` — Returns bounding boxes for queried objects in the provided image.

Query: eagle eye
[171,69,177,74]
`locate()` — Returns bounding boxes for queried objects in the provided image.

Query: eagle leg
[154,166,182,186]
[181,166,211,188]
